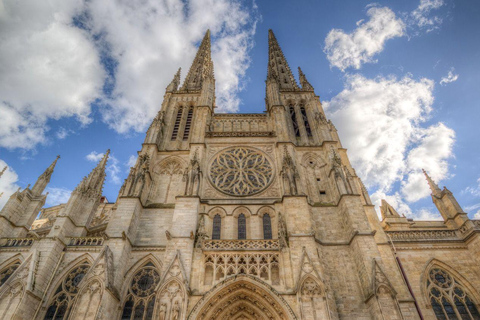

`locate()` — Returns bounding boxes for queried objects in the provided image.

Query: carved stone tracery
[209,147,274,196]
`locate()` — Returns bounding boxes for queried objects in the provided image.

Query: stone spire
[380,199,400,220]
[298,67,314,91]
[74,150,109,199]
[31,155,60,196]
[181,30,214,91]
[0,166,6,179]
[267,29,299,91]
[166,67,181,92]
[422,169,442,196]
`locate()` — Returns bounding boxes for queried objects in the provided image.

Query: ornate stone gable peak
[294,248,323,292]
[160,251,190,291]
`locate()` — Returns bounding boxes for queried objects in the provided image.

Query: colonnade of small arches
[207,206,277,241]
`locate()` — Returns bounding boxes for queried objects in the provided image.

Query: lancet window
[426,267,480,320]
[212,214,221,240]
[300,106,312,137]
[238,213,246,239]
[289,106,300,137]
[182,107,194,140]
[171,107,183,140]
[44,262,91,320]
[121,262,161,320]
[263,214,272,239]
[0,261,20,286]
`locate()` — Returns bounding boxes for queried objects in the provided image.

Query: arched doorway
[188,275,297,320]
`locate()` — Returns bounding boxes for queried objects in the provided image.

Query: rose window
[209,147,274,196]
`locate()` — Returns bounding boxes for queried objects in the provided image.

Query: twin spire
[168,29,313,94]
[180,30,214,92]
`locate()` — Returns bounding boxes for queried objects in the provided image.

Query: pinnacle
[267,29,299,90]
[181,30,213,91]
[422,169,441,194]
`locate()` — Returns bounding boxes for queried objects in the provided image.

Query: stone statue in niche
[184,151,202,196]
[158,303,167,320]
[172,301,181,320]
[195,213,209,248]
[278,212,289,247]
[330,146,353,195]
[281,147,300,196]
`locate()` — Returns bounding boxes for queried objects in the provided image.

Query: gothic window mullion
[300,106,313,137]
[183,107,194,141]
[171,107,183,141]
[294,105,309,144]
[177,105,192,141]
[289,105,300,139]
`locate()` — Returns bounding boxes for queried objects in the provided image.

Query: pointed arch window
[263,214,272,239]
[0,261,20,287]
[121,262,160,320]
[300,106,312,137]
[427,267,480,320]
[212,214,221,240]
[171,107,183,140]
[238,213,246,239]
[44,262,91,320]
[183,107,193,140]
[289,106,300,137]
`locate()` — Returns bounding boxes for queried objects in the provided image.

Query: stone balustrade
[2,238,34,247]
[68,237,104,247]
[202,239,280,251]
[386,230,458,241]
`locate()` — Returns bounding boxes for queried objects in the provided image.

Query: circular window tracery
[209,147,274,196]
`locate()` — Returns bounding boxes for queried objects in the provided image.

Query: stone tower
[1,30,480,320]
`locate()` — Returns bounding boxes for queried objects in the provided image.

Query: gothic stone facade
[1,30,480,320]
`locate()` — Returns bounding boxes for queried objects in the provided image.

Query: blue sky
[1,0,479,219]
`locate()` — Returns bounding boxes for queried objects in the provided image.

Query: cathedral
[1,30,480,320]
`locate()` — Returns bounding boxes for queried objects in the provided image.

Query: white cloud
[86,151,104,162]
[86,0,258,132]
[324,6,405,71]
[0,0,259,149]
[86,151,122,185]
[55,127,71,140]
[411,0,445,33]
[0,160,20,209]
[464,178,480,197]
[0,0,105,150]
[45,187,72,206]
[440,68,459,85]
[127,155,137,168]
[324,74,455,219]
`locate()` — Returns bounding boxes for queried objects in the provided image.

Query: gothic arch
[0,254,23,287]
[207,207,227,240]
[151,156,186,203]
[297,275,329,320]
[121,254,163,298]
[120,259,162,320]
[233,207,252,240]
[69,277,104,320]
[42,255,93,320]
[188,275,297,320]
[421,258,480,319]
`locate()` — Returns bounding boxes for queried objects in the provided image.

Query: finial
[422,169,441,195]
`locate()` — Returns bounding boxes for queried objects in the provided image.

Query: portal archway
[188,275,297,320]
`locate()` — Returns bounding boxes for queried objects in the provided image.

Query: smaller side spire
[74,150,109,199]
[31,155,60,196]
[166,68,181,92]
[422,169,442,196]
[298,67,314,91]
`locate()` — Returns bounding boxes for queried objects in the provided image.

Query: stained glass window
[427,267,480,320]
[238,213,246,239]
[0,261,20,286]
[44,262,90,320]
[212,214,221,240]
[263,214,272,239]
[121,262,160,320]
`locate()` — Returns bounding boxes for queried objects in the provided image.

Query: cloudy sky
[1,0,479,220]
